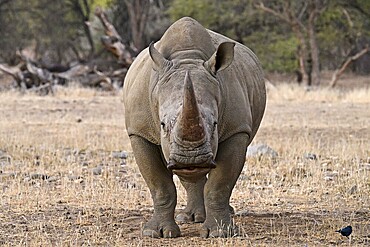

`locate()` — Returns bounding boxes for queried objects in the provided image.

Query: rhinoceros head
[149,42,235,179]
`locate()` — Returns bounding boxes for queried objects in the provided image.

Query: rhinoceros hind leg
[176,176,206,223]
[176,182,234,223]
[130,135,180,238]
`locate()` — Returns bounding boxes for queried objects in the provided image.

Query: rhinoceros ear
[205,42,235,74]
[148,42,171,71]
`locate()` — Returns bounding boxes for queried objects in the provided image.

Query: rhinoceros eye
[160,122,165,129]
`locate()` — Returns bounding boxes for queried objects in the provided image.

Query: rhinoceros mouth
[168,160,216,179]
[167,159,216,171]
[171,167,213,178]
[167,160,216,170]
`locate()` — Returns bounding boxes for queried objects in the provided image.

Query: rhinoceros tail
[176,71,206,143]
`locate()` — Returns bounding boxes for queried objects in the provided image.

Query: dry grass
[0,83,369,246]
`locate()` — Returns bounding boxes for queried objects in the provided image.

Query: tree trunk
[68,0,95,57]
[124,0,150,51]
[308,1,320,86]
[292,23,309,85]
[82,0,94,56]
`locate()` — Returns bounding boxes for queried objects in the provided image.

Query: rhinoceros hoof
[176,210,205,223]
[142,220,180,238]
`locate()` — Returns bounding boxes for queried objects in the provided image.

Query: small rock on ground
[304,153,317,160]
[246,144,278,158]
[112,151,128,159]
[92,166,103,175]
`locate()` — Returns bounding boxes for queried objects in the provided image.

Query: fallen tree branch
[329,46,369,88]
[0,63,23,83]
[1,51,127,93]
[27,82,53,95]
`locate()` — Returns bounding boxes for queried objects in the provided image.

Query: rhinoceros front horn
[176,71,206,143]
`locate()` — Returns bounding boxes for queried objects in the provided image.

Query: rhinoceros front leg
[176,176,206,223]
[129,135,180,238]
[200,133,248,238]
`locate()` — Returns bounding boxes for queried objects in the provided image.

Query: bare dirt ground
[0,82,369,246]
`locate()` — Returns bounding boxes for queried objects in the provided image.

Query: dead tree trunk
[95,7,136,67]
[329,46,369,88]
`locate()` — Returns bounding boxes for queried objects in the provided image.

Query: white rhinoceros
[123,17,266,238]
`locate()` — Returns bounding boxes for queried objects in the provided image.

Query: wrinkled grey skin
[123,17,266,238]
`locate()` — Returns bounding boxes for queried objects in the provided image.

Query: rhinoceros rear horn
[148,42,171,71]
[177,71,206,142]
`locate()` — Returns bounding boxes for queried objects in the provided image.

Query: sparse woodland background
[0,0,369,89]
